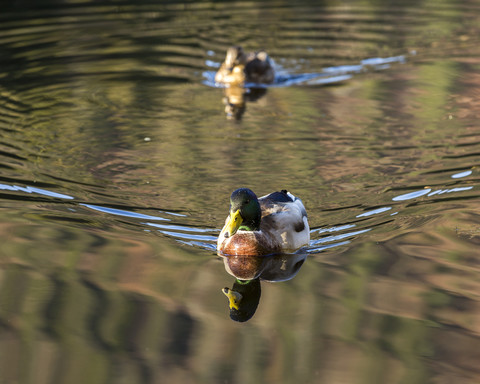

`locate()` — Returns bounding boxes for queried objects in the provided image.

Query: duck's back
[259,190,309,250]
[245,51,274,83]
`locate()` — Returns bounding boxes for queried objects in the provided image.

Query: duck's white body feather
[257,191,310,251]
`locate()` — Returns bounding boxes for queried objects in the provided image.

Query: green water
[1,1,479,383]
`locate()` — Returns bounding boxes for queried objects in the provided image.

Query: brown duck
[215,46,275,85]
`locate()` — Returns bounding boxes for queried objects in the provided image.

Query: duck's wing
[259,190,310,250]
[245,51,274,83]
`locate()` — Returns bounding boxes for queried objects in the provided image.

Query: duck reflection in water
[222,87,267,120]
[221,252,307,322]
[215,46,275,120]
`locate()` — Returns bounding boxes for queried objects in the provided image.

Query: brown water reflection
[1,0,480,383]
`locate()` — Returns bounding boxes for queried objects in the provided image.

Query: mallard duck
[215,46,275,85]
[217,188,310,256]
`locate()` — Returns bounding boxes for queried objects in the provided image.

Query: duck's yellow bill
[222,288,243,310]
[225,209,243,237]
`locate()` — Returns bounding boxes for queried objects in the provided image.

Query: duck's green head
[224,188,261,237]
[222,278,261,322]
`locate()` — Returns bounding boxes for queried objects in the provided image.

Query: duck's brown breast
[218,231,280,256]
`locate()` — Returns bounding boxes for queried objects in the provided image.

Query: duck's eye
[245,200,250,204]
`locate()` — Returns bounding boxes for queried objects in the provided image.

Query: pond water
[1,0,480,383]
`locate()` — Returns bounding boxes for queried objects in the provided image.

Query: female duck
[217,188,310,256]
[215,46,275,85]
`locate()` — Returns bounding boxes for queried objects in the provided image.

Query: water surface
[1,1,480,383]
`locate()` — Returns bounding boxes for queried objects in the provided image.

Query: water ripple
[356,206,392,218]
[203,54,407,88]
[310,228,372,247]
[0,183,73,199]
[80,204,170,221]
[452,170,473,179]
[392,189,432,201]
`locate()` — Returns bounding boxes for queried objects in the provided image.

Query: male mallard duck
[217,188,310,256]
[215,46,275,85]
